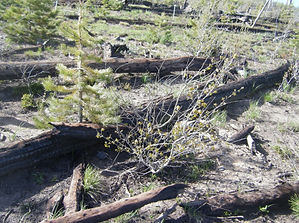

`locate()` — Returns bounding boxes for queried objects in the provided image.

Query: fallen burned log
[0,63,290,176]
[63,162,85,214]
[48,122,130,139]
[227,125,255,144]
[0,56,213,80]
[202,62,290,107]
[0,60,73,80]
[183,182,299,217]
[126,0,153,7]
[125,5,184,16]
[94,16,190,28]
[224,13,287,25]
[214,23,284,35]
[94,16,281,33]
[41,183,187,223]
[123,62,290,125]
[0,45,44,57]
[0,123,127,177]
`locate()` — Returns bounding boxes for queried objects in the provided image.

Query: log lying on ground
[63,162,85,214]
[183,182,299,217]
[0,60,73,80]
[202,62,290,107]
[48,122,130,139]
[158,62,288,115]
[0,63,290,176]
[0,45,44,57]
[126,0,153,7]
[227,13,287,25]
[214,23,284,35]
[94,16,190,28]
[41,183,187,223]
[95,16,282,33]
[123,62,290,125]
[0,56,213,80]
[125,5,184,16]
[0,123,126,177]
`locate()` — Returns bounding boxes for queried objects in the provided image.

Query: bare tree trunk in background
[267,0,272,10]
[54,0,58,10]
[251,0,271,28]
[77,0,83,123]
[182,0,188,9]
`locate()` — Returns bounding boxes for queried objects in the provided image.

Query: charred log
[63,162,85,214]
[0,56,214,80]
[202,62,290,107]
[214,23,284,35]
[223,13,287,25]
[182,182,299,217]
[0,123,126,177]
[227,125,255,144]
[94,16,190,28]
[41,184,187,223]
[122,62,290,125]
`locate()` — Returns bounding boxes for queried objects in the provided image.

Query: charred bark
[0,60,72,80]
[0,123,125,177]
[202,62,290,107]
[125,5,184,16]
[214,23,284,35]
[183,182,299,217]
[48,122,130,139]
[1,45,44,57]
[227,125,255,144]
[94,16,190,28]
[125,0,153,7]
[0,56,213,80]
[40,184,187,223]
[223,13,287,25]
[63,162,85,214]
[94,17,278,31]
[122,62,290,125]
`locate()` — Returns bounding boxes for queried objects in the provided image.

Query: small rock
[218,166,225,171]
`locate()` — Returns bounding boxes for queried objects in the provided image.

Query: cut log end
[227,125,255,144]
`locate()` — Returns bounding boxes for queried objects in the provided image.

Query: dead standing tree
[251,0,272,28]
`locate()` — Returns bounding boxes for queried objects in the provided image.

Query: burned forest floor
[0,1,299,223]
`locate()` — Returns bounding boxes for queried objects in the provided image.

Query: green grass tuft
[211,110,227,127]
[289,194,299,218]
[83,165,101,202]
[245,101,261,121]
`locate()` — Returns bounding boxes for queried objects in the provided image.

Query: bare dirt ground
[0,75,298,223]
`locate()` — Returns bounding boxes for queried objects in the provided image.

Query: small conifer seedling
[36,0,119,126]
